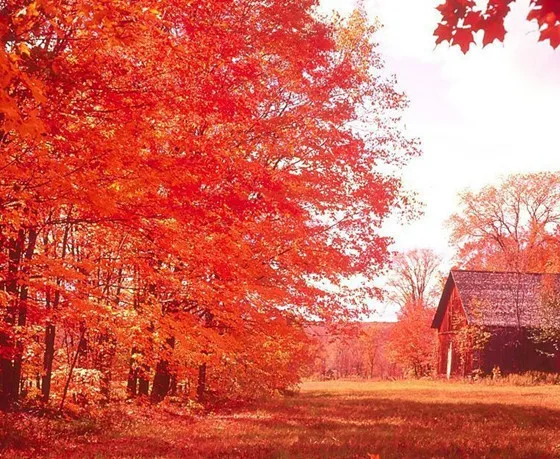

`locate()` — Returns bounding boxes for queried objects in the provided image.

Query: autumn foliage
[0,1,418,410]
[449,172,560,273]
[387,301,435,378]
[383,249,441,377]
[435,0,560,52]
[309,322,400,380]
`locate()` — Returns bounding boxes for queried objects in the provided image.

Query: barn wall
[481,328,560,374]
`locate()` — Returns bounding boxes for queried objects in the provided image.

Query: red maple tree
[1,1,419,409]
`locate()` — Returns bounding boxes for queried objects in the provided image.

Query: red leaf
[482,20,506,46]
[436,1,455,16]
[452,28,474,53]
[545,12,558,26]
[436,1,460,27]
[540,24,560,48]
[434,23,454,44]
[464,11,483,30]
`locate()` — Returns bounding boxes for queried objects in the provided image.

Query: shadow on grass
[3,393,560,458]
[194,396,560,458]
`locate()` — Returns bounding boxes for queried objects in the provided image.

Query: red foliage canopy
[1,0,418,407]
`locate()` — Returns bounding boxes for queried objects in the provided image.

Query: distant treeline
[307,322,403,380]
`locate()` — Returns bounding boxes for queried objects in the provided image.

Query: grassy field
[3,379,560,458]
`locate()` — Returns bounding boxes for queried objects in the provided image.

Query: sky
[319,0,560,319]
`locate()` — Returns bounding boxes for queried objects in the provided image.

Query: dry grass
[2,379,560,458]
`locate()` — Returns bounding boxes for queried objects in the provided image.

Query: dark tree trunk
[0,237,21,408]
[0,359,14,411]
[127,367,138,397]
[12,228,37,403]
[126,348,151,398]
[0,228,36,409]
[42,220,70,404]
[150,337,176,403]
[138,367,150,396]
[151,360,171,403]
[197,363,207,402]
[41,324,56,403]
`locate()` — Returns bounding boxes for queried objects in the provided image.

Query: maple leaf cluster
[0,0,418,408]
[435,0,560,52]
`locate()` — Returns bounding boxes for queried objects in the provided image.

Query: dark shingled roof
[432,270,560,329]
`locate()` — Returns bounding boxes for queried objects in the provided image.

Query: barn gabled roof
[431,269,560,329]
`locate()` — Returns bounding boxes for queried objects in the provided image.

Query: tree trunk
[127,351,150,398]
[138,366,150,396]
[197,363,207,402]
[11,286,30,404]
[11,228,37,403]
[127,367,138,397]
[0,253,19,408]
[42,220,70,404]
[41,324,56,403]
[151,360,171,403]
[150,337,175,403]
[0,230,28,409]
[0,359,14,411]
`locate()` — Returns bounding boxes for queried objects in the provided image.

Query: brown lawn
[2,380,560,458]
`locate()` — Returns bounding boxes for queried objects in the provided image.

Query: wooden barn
[432,270,560,377]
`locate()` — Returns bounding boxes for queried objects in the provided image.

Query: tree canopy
[449,172,560,272]
[0,1,418,409]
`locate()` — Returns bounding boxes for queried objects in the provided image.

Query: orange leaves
[449,172,560,272]
[0,0,418,405]
[387,301,435,377]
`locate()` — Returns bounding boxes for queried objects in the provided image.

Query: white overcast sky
[320,0,560,259]
[319,0,560,319]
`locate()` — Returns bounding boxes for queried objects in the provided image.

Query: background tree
[385,249,441,377]
[449,172,560,273]
[387,301,435,378]
[309,322,398,380]
[387,249,443,307]
[358,324,396,379]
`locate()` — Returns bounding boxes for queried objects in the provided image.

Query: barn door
[446,342,453,379]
